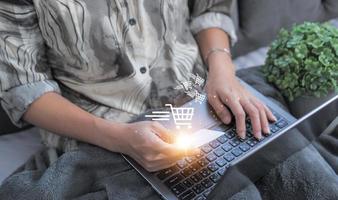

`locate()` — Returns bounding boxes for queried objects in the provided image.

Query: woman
[1,0,337,199]
[0,0,274,169]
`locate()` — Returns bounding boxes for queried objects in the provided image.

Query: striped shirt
[0,0,236,150]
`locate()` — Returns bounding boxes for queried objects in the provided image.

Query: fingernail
[264,127,271,134]
[239,131,246,139]
[255,132,262,140]
[272,116,277,122]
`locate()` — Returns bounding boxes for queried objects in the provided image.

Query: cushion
[232,0,338,57]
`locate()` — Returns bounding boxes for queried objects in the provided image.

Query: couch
[1,0,338,183]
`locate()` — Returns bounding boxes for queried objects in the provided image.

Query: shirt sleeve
[0,1,61,127]
[189,0,238,46]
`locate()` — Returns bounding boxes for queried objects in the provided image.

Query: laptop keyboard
[155,112,289,200]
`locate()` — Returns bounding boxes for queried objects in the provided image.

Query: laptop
[123,80,338,200]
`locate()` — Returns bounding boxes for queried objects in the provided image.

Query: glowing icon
[174,72,206,104]
[174,80,193,91]
[145,110,171,121]
[189,73,205,87]
[165,104,194,129]
[145,104,195,129]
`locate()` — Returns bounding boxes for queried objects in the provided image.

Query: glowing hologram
[165,104,194,129]
[145,111,171,121]
[174,72,206,104]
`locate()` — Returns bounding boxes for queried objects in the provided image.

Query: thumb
[152,122,174,143]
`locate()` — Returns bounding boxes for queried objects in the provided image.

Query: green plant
[262,22,338,101]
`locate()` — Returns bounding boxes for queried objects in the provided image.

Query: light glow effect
[174,132,192,149]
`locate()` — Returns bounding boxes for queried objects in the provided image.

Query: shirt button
[140,66,147,74]
[129,18,136,26]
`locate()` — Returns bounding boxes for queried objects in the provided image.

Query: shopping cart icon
[165,104,194,129]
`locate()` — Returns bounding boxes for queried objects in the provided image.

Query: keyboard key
[209,140,221,149]
[218,167,226,176]
[177,159,188,169]
[224,153,235,162]
[182,168,193,177]
[195,152,204,159]
[229,138,241,147]
[215,158,227,167]
[221,144,232,152]
[185,156,196,163]
[225,130,236,139]
[192,184,205,194]
[201,145,213,154]
[239,143,250,152]
[276,119,288,129]
[246,130,253,138]
[203,188,212,197]
[217,135,228,144]
[190,173,203,183]
[247,138,258,147]
[231,148,243,157]
[207,163,219,172]
[209,173,221,183]
[214,148,225,157]
[171,183,187,196]
[200,168,211,177]
[206,154,217,162]
[165,174,184,187]
[179,190,196,200]
[201,179,213,188]
[238,137,248,142]
[197,158,208,167]
[191,162,202,172]
[157,166,179,180]
[183,179,193,188]
[269,124,279,133]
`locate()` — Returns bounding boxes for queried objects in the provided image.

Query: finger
[240,98,262,139]
[208,94,232,124]
[251,99,270,135]
[151,122,174,143]
[264,104,277,122]
[220,94,246,139]
[149,130,200,160]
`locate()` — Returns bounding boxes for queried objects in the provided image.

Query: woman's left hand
[205,54,276,140]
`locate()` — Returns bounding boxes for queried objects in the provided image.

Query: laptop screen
[208,94,338,199]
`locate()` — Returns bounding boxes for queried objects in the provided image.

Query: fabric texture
[1,67,337,200]
[0,0,236,148]
[232,0,338,57]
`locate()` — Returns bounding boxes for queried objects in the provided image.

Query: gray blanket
[0,67,337,200]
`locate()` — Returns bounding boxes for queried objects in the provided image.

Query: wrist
[208,53,236,77]
[92,116,127,153]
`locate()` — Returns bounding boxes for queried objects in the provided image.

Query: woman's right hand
[115,121,200,172]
